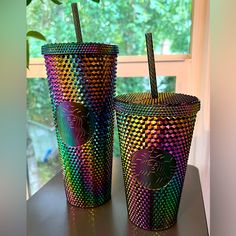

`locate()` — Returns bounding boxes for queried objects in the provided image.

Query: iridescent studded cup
[115,92,200,230]
[42,42,118,207]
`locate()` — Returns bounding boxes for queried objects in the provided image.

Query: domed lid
[115,92,200,117]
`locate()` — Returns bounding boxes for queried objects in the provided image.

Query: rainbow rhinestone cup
[115,92,200,230]
[42,42,118,207]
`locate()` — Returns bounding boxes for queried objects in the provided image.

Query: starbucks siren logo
[131,148,176,190]
[57,101,91,147]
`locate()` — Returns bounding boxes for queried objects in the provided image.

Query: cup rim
[42,42,119,55]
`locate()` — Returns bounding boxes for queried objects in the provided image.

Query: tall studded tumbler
[42,43,118,207]
[115,92,200,230]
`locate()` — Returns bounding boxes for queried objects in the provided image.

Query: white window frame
[27,54,191,93]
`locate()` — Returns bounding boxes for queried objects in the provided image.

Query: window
[27,0,192,56]
[27,0,196,196]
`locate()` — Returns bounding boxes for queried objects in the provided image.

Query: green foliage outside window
[27,0,192,57]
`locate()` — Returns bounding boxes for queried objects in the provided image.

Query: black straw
[145,32,158,99]
[71,3,83,43]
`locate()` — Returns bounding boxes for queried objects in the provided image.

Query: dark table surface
[27,157,209,236]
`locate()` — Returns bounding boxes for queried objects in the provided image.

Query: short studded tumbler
[42,43,118,207]
[115,92,200,230]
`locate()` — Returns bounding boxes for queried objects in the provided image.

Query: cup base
[66,195,111,208]
[129,217,177,232]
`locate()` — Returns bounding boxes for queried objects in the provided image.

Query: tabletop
[27,157,209,236]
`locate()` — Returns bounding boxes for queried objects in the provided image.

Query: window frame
[27,54,191,92]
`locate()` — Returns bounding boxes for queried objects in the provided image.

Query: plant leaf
[26,39,29,69]
[27,31,46,41]
[50,0,62,5]
[91,0,100,3]
[26,0,33,6]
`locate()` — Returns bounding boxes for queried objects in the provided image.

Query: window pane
[116,76,176,95]
[27,78,61,196]
[27,0,192,57]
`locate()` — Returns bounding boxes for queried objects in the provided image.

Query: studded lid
[115,92,200,117]
[42,42,119,55]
